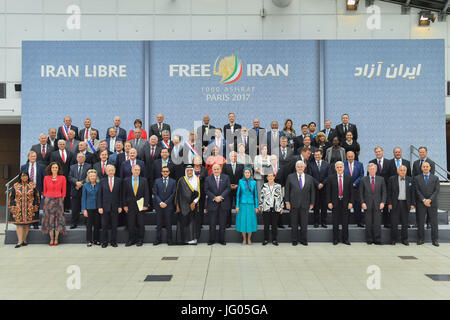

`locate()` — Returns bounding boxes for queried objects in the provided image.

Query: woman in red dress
[205,146,226,176]
[127,119,148,141]
[41,162,66,246]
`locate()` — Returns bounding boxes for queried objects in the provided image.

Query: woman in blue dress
[235,167,259,245]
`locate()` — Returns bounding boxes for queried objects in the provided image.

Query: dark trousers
[195,196,205,240]
[127,208,145,242]
[352,189,363,225]
[101,209,118,244]
[209,207,227,243]
[416,204,438,241]
[382,207,390,226]
[86,209,100,243]
[332,200,349,242]
[391,201,409,241]
[227,189,237,226]
[313,188,327,225]
[290,207,308,243]
[70,193,82,225]
[263,210,279,241]
[156,206,173,242]
[365,204,382,243]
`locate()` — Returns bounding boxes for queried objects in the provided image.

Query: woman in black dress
[341,131,360,161]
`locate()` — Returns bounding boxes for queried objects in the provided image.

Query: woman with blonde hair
[82,169,100,246]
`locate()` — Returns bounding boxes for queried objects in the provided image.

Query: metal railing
[410,145,450,182]
[4,173,20,233]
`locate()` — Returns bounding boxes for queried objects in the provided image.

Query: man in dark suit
[414,161,440,246]
[50,140,73,209]
[72,141,94,165]
[205,164,231,245]
[281,147,313,185]
[47,127,58,149]
[149,113,171,141]
[31,133,53,167]
[387,165,415,246]
[21,151,46,229]
[97,165,122,247]
[57,116,79,141]
[93,150,112,180]
[412,146,436,177]
[293,124,311,154]
[68,153,91,229]
[123,165,149,246]
[327,161,354,245]
[308,150,330,228]
[120,148,145,179]
[344,151,364,227]
[197,115,216,150]
[321,119,337,142]
[79,118,98,142]
[390,147,411,177]
[235,127,250,154]
[360,163,387,245]
[105,127,124,154]
[93,141,113,163]
[279,136,294,169]
[152,148,175,182]
[223,112,241,153]
[369,146,393,228]
[335,113,358,142]
[115,141,132,177]
[153,166,176,245]
[158,130,174,152]
[223,151,244,228]
[267,121,282,155]
[105,116,127,141]
[299,136,316,158]
[144,135,162,165]
[285,160,315,246]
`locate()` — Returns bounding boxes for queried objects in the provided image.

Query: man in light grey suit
[285,160,315,246]
[131,128,150,162]
[414,161,440,246]
[360,163,386,245]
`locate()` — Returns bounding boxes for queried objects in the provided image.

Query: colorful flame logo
[213,54,243,84]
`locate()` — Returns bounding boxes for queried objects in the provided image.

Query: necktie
[159,123,162,132]
[424,175,429,185]
[298,175,303,190]
[420,159,424,168]
[136,138,139,147]
[371,177,375,193]
[42,145,46,158]
[151,147,155,158]
[132,160,135,167]
[126,154,129,161]
[85,129,89,140]
[133,178,138,196]
[70,140,73,150]
[339,175,343,197]
[110,139,115,152]
[282,149,286,159]
[30,163,35,183]
[349,162,353,176]
[378,159,382,172]
[397,159,400,168]
[244,137,247,147]
[109,177,113,192]
[344,125,348,134]
[216,176,220,189]
[61,150,65,163]
[273,166,277,176]
[78,164,82,179]
[232,164,235,175]
[163,159,167,167]
[317,161,321,171]
[164,178,168,190]
[102,162,105,175]
[326,129,329,138]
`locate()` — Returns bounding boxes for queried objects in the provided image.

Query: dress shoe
[402,240,409,246]
[94,241,101,246]
[226,224,231,229]
[262,240,269,246]
[367,241,373,245]
[357,224,364,228]
[167,241,174,246]
[314,224,319,228]
[272,241,279,246]
[391,241,396,245]
[302,242,308,246]
[219,241,226,245]
[278,225,285,229]
[136,241,143,246]
[426,224,431,229]
[21,242,28,246]
[384,225,391,229]
[374,242,382,245]
[432,241,439,247]
[101,243,108,248]
[333,240,338,245]
[125,241,135,247]
[207,241,214,245]
[292,241,298,246]
[153,240,162,246]
[69,225,77,229]
[343,240,351,245]
[111,243,118,247]
[15,244,21,248]
[87,242,92,247]
[417,240,424,245]
[321,224,327,228]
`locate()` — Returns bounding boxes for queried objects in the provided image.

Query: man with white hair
[57,115,78,141]
[106,116,127,141]
[31,133,53,166]
[285,160,315,246]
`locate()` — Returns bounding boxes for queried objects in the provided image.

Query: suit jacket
[197,124,216,148]
[158,140,174,153]
[57,125,79,141]
[20,162,45,193]
[65,139,80,154]
[326,173,354,208]
[359,176,387,209]
[30,143,53,167]
[131,138,150,161]
[368,158,393,184]
[321,128,337,142]
[71,151,94,165]
[308,160,331,188]
[284,172,315,209]
[149,123,171,141]
[390,158,412,177]
[79,127,98,141]
[414,174,440,208]
[144,144,162,165]
[223,123,242,138]
[105,137,124,153]
[325,147,346,164]
[106,126,127,141]
[267,130,283,154]
[280,155,312,185]
[115,152,129,177]
[293,135,315,155]
[387,175,415,209]
[344,160,364,187]
[93,161,112,179]
[47,137,59,149]
[205,174,231,211]
[97,176,122,211]
[412,158,436,177]
[223,163,244,185]
[50,149,73,177]
[120,159,146,179]
[122,176,149,210]
[153,177,176,210]
[151,158,175,181]
[93,149,113,163]
[335,123,358,142]
[68,162,91,197]
[279,147,294,168]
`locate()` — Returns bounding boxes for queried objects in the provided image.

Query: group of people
[9,112,441,247]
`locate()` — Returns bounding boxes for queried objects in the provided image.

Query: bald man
[149,113,171,141]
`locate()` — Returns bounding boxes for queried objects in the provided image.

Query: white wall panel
[80,0,116,14]
[191,16,226,40]
[117,15,154,40]
[263,14,300,39]
[0,0,5,12]
[155,0,190,14]
[5,48,20,82]
[337,14,372,39]
[192,0,226,14]
[154,15,191,40]
[44,0,80,14]
[44,14,81,40]
[263,0,300,15]
[300,14,337,39]
[227,0,260,15]
[117,0,154,14]
[227,15,262,39]
[0,14,5,46]
[6,14,43,47]
[80,15,117,40]
[0,48,5,81]
[300,0,336,15]
[372,14,410,39]
[6,0,42,13]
